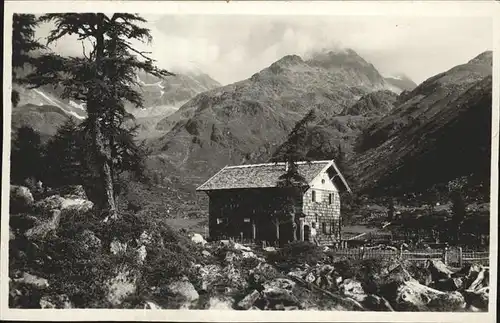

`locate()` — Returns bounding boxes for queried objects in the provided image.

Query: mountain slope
[131,70,220,118]
[149,49,396,188]
[11,104,70,142]
[11,71,221,139]
[340,90,398,117]
[349,51,492,196]
[271,90,399,162]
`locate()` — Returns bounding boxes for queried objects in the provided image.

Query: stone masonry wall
[302,188,341,245]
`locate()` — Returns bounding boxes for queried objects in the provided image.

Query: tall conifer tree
[22,14,173,220]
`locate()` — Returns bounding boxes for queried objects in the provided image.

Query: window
[328,194,332,205]
[322,222,327,234]
[312,190,316,202]
[243,218,251,223]
[330,221,335,234]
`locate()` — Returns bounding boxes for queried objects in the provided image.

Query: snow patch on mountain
[69,100,86,111]
[33,89,86,120]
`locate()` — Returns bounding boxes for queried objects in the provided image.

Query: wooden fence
[327,247,489,266]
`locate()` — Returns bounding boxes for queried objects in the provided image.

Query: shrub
[241,256,261,271]
[267,241,326,268]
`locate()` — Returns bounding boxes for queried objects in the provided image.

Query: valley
[11,49,493,219]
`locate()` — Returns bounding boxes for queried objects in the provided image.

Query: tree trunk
[83,20,118,222]
[82,115,118,221]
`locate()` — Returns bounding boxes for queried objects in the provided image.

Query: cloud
[34,14,492,86]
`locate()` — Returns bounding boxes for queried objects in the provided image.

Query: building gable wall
[302,169,341,245]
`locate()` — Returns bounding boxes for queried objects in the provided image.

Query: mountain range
[10,47,492,216]
[147,49,403,185]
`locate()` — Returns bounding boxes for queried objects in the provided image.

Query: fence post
[458,247,463,267]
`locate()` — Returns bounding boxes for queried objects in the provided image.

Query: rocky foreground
[8,185,489,311]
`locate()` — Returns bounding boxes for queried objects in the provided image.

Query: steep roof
[196,160,351,192]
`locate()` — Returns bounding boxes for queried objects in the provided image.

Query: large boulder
[163,277,199,303]
[105,266,138,307]
[191,233,207,246]
[34,195,93,216]
[379,263,466,311]
[263,278,296,292]
[110,239,128,255]
[10,185,34,214]
[13,272,49,289]
[207,296,234,309]
[339,279,366,302]
[260,278,302,310]
[40,294,73,309]
[426,259,456,282]
[136,245,147,265]
[237,289,261,310]
[463,286,489,310]
[392,280,465,311]
[287,268,308,280]
[9,274,48,308]
[144,300,162,309]
[233,243,251,251]
[312,264,337,290]
[24,209,61,241]
[465,265,488,291]
[194,264,224,292]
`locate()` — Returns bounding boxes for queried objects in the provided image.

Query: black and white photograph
[2,1,498,321]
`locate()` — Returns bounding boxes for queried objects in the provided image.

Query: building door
[304,225,311,242]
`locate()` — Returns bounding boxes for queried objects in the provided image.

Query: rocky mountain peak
[306,48,370,69]
[266,55,305,74]
[468,50,493,66]
[276,54,304,66]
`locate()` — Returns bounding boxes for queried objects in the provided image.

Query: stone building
[196,160,351,246]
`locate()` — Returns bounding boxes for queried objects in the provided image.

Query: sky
[35,14,493,86]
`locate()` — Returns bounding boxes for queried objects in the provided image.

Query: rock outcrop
[10,185,34,213]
